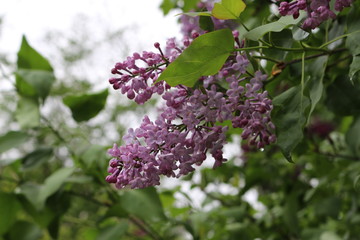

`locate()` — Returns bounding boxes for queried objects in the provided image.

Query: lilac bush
[106,0,356,189]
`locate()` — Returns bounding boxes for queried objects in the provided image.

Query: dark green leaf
[19,168,74,210]
[346,6,360,83]
[17,36,53,71]
[157,29,234,87]
[346,116,360,157]
[245,12,306,41]
[0,192,21,235]
[63,89,108,122]
[346,7,360,55]
[349,56,360,83]
[121,187,166,222]
[272,86,310,161]
[7,221,42,240]
[326,76,360,116]
[307,56,328,118]
[47,217,60,240]
[199,16,214,32]
[15,69,55,102]
[15,96,40,129]
[283,192,299,234]
[96,222,128,240]
[104,203,128,219]
[0,131,30,154]
[314,197,341,219]
[21,148,53,170]
[18,196,56,228]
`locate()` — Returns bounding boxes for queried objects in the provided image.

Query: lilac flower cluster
[106,43,276,188]
[109,38,193,104]
[105,0,278,189]
[278,0,354,29]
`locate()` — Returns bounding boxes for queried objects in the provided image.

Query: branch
[316,152,360,161]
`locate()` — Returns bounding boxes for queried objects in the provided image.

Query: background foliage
[1,0,360,239]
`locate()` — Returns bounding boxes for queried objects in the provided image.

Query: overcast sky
[0,0,181,58]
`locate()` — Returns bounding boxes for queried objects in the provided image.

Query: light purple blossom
[106,2,277,189]
[278,0,353,29]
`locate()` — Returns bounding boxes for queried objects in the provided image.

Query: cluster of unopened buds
[277,0,354,29]
[106,29,276,189]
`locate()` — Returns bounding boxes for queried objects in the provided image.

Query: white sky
[0,0,181,59]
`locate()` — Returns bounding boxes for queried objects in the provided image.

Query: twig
[317,152,360,161]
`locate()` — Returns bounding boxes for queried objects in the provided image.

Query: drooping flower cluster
[106,1,278,189]
[278,0,354,29]
[106,35,276,188]
[109,37,194,104]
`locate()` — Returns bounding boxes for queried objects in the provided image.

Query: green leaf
[292,26,310,41]
[245,12,306,41]
[307,56,328,118]
[0,192,21,235]
[157,29,234,87]
[212,0,246,20]
[319,231,342,240]
[19,183,42,210]
[283,192,299,234]
[160,0,176,15]
[21,148,53,170]
[314,197,341,218]
[17,36,53,71]
[326,76,360,116]
[199,16,214,32]
[272,86,310,162]
[121,187,166,222]
[38,167,75,208]
[80,144,107,169]
[0,131,30,154]
[7,220,42,240]
[15,96,40,129]
[15,69,55,102]
[183,0,200,12]
[63,89,108,122]
[349,56,360,83]
[346,116,360,157]
[18,197,56,228]
[346,6,360,83]
[19,168,74,210]
[104,203,129,219]
[96,222,128,240]
[177,11,212,17]
[346,7,360,55]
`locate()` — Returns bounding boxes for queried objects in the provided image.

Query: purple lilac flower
[106,1,277,189]
[278,0,353,29]
[107,50,276,189]
[109,38,194,104]
[334,0,353,11]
